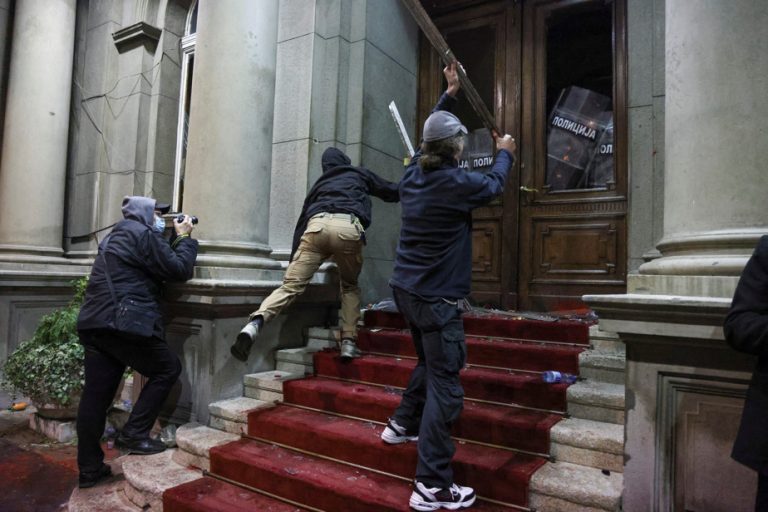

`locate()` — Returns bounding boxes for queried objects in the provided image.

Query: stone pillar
[182,0,280,269]
[0,0,77,261]
[639,0,768,283]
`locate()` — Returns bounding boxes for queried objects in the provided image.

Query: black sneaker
[409,481,476,511]
[115,434,167,455]
[78,463,112,489]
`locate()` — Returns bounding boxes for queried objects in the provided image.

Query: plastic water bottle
[542,371,578,384]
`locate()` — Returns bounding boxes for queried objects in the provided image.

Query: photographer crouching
[75,196,198,489]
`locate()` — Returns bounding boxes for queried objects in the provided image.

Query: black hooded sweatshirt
[290,148,399,260]
[77,196,198,339]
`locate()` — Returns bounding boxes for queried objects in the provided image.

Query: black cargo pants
[390,286,467,489]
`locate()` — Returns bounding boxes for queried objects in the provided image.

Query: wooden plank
[400,0,501,135]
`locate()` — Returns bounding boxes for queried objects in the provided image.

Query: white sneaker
[380,418,418,444]
[409,481,476,511]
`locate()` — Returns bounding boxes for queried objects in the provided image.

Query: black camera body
[176,214,199,225]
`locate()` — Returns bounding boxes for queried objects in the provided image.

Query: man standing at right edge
[381,62,516,511]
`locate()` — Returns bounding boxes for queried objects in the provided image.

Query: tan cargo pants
[251,213,364,339]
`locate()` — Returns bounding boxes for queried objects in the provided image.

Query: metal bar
[389,100,415,157]
[400,0,501,135]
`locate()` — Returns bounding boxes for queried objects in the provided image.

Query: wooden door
[517,0,627,310]
[418,0,627,312]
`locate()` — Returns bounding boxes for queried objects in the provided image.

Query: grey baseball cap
[422,110,468,142]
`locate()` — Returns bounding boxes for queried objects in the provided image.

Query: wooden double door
[418,0,628,311]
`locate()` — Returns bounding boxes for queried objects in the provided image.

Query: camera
[176,213,199,225]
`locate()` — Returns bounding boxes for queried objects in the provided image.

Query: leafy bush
[2,277,88,407]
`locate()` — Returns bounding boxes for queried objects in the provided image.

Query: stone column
[182,0,280,269]
[0,0,77,261]
[639,0,768,285]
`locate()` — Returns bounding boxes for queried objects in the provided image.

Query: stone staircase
[69,321,626,512]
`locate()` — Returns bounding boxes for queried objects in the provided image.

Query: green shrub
[2,276,88,407]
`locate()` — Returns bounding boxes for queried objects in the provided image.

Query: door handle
[520,186,539,194]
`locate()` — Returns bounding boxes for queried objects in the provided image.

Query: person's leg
[327,217,364,359]
[414,310,465,489]
[328,218,364,340]
[94,334,181,440]
[253,221,329,324]
[383,287,428,443]
[76,332,126,477]
[233,220,329,360]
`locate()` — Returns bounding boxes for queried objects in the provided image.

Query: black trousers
[390,286,466,489]
[758,467,768,511]
[76,329,181,473]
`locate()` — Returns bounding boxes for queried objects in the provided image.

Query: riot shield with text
[545,86,611,191]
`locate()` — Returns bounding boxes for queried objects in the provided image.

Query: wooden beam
[400,0,501,135]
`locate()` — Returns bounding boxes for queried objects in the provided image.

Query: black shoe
[78,463,112,489]
[231,319,261,361]
[115,434,167,455]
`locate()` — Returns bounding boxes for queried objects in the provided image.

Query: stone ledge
[208,396,269,423]
[243,370,302,393]
[275,347,318,365]
[276,361,313,375]
[176,423,239,458]
[28,413,76,442]
[174,423,239,471]
[122,450,201,511]
[550,418,624,454]
[551,442,623,474]
[529,460,623,511]
[68,475,139,512]
[579,352,626,372]
[567,381,625,410]
[579,352,626,385]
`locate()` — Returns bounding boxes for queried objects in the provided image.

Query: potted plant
[2,277,88,419]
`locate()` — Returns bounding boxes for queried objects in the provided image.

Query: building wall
[626,0,665,271]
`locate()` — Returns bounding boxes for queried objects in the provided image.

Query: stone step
[172,422,239,471]
[122,450,201,511]
[243,370,301,402]
[68,474,140,511]
[275,346,320,375]
[567,381,625,425]
[550,418,624,473]
[305,326,339,350]
[588,326,624,353]
[579,351,626,385]
[529,460,623,511]
[208,396,269,434]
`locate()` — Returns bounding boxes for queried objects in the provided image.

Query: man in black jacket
[232,147,399,361]
[725,234,768,511]
[380,62,516,511]
[76,196,197,489]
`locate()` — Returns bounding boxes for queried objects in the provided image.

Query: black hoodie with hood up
[289,148,399,260]
[77,196,198,339]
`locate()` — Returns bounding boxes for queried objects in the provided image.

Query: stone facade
[0,0,766,508]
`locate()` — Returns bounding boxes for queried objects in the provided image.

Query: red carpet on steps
[164,309,589,511]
